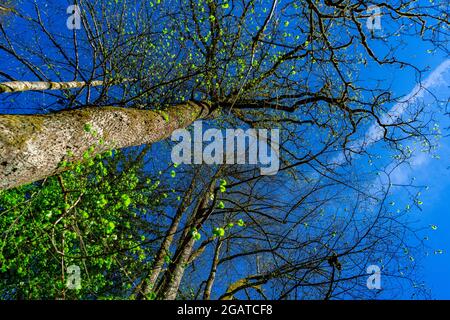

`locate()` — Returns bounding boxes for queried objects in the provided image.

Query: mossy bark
[0,101,211,190]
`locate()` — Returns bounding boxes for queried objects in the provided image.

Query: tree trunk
[137,179,196,299]
[0,80,106,93]
[0,101,211,190]
[203,240,222,300]
[157,237,197,300]
[0,5,12,13]
[155,181,216,300]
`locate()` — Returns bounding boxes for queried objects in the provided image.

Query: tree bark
[156,236,197,300]
[155,181,216,300]
[0,80,106,93]
[0,5,11,13]
[0,101,211,190]
[203,240,222,300]
[137,179,197,299]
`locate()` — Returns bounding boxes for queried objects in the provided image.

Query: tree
[0,80,105,93]
[1,0,446,190]
[0,0,446,299]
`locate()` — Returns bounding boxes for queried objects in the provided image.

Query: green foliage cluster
[0,148,165,299]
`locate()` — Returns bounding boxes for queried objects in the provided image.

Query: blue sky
[387,62,450,298]
[318,0,448,297]
[358,54,450,297]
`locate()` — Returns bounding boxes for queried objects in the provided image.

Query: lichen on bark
[0,101,211,190]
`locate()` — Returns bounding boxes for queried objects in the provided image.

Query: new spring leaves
[67,4,383,31]
[64,2,384,292]
[66,2,384,174]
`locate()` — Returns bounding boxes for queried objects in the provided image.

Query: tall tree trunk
[0,101,211,190]
[0,80,106,93]
[155,180,217,300]
[156,236,197,300]
[203,240,222,300]
[137,178,197,299]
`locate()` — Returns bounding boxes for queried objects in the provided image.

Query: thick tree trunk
[0,101,211,190]
[0,80,106,93]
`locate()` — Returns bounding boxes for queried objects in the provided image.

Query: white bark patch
[25,139,46,168]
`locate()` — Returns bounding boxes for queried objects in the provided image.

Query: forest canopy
[0,0,448,300]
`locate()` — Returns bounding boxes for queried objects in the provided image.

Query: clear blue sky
[358,27,450,298]
[389,67,450,299]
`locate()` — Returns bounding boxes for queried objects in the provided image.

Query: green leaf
[84,123,92,133]
[121,194,132,207]
[213,227,225,237]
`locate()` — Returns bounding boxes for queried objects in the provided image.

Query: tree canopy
[0,0,448,299]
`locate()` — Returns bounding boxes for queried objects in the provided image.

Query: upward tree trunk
[0,101,211,190]
[155,181,216,300]
[137,179,196,299]
[0,5,12,13]
[156,236,197,300]
[0,80,106,93]
[203,240,223,300]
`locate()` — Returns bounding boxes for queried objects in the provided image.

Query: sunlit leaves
[213,227,225,237]
[0,147,165,299]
